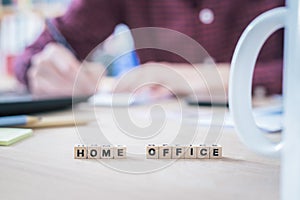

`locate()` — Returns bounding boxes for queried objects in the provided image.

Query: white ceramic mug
[229,1,300,200]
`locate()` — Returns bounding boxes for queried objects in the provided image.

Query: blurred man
[14,0,284,96]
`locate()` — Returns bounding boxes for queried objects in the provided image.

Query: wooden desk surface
[0,100,280,200]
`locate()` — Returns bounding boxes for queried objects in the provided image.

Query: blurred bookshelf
[0,0,71,19]
[0,0,71,77]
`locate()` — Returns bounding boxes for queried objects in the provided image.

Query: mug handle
[229,7,286,157]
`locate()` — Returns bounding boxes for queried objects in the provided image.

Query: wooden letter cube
[101,145,114,159]
[158,144,172,159]
[171,145,185,159]
[185,145,197,159]
[74,144,87,159]
[209,144,222,159]
[87,145,101,159]
[196,145,210,159]
[114,145,127,159]
[146,144,158,159]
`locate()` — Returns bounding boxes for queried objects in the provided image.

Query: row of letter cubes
[146,144,222,159]
[74,145,126,159]
[74,144,222,159]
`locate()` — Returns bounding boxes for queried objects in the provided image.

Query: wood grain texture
[0,100,280,200]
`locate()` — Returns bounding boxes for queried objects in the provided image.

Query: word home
[74,144,126,159]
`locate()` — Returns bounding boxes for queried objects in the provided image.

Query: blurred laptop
[0,90,89,116]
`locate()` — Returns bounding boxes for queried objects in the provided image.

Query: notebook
[0,128,33,146]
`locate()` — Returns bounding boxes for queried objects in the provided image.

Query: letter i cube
[184,145,197,159]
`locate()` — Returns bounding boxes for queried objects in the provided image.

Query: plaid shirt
[15,0,284,94]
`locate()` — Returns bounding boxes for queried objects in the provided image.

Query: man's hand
[28,43,104,96]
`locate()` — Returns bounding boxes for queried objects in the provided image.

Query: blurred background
[0,0,71,91]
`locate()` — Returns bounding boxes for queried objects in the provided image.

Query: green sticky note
[0,128,33,146]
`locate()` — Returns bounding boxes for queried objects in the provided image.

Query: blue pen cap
[106,24,140,77]
[110,51,140,77]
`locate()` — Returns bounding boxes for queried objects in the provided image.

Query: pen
[188,101,229,107]
[0,115,40,127]
[45,19,80,60]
